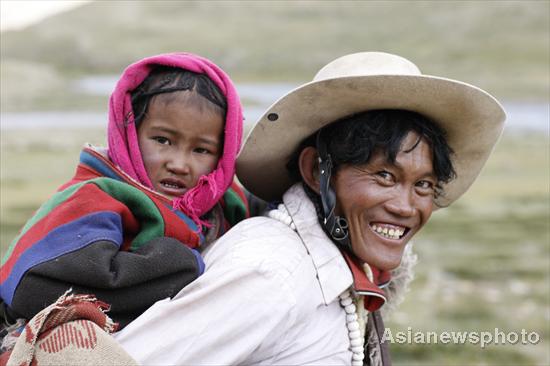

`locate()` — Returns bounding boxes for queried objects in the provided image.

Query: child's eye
[194,147,211,155]
[153,136,170,145]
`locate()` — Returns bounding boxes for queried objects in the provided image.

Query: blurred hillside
[1,0,549,112]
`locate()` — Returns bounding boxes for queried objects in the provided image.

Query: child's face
[137,91,224,199]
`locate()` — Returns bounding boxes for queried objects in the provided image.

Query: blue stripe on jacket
[81,149,205,242]
[1,211,123,305]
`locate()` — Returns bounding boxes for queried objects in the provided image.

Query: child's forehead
[153,90,196,105]
[151,91,225,116]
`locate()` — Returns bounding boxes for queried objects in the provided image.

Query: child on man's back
[0,53,248,329]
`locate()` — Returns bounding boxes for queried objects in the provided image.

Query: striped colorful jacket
[0,146,249,328]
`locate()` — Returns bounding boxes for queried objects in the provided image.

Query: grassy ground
[1,127,548,365]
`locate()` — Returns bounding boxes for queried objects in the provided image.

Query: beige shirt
[115,184,355,365]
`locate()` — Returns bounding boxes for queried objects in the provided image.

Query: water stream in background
[1,76,548,133]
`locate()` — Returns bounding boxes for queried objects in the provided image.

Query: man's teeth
[372,224,405,239]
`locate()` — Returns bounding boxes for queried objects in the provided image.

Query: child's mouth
[159,178,187,197]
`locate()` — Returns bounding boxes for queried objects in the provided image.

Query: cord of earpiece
[316,130,352,253]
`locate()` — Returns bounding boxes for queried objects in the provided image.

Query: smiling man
[115,52,506,366]
[296,110,453,273]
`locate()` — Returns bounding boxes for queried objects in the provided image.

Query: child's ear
[298,147,321,194]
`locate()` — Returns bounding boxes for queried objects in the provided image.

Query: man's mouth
[370,223,409,240]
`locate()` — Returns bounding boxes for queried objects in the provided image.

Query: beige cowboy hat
[236,52,506,207]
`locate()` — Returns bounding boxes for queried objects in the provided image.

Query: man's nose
[384,187,415,217]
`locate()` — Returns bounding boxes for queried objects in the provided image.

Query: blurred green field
[0,127,548,365]
[2,1,549,112]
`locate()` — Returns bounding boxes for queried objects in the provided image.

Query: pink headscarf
[107,53,243,230]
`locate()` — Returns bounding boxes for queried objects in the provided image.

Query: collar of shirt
[283,183,353,305]
[340,251,390,311]
[283,183,391,311]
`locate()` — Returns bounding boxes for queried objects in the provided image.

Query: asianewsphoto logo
[381,327,541,349]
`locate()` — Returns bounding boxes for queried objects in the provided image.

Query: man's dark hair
[286,109,456,198]
[131,66,227,125]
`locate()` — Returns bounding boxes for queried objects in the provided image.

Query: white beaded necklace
[268,204,367,365]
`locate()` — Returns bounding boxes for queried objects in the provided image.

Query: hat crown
[313,52,422,81]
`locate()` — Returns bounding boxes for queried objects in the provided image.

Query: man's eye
[374,170,396,186]
[153,136,170,145]
[376,171,394,181]
[416,180,435,194]
[417,180,433,188]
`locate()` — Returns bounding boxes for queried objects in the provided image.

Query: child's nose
[166,153,191,175]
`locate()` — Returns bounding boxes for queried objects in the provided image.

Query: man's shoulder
[205,216,309,277]
[217,216,303,249]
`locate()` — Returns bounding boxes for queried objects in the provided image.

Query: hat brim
[236,74,506,206]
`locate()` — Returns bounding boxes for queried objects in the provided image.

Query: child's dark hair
[131,66,227,125]
[286,109,456,198]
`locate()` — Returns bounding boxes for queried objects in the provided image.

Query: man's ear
[298,146,321,194]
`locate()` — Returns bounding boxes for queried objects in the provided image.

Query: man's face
[332,132,436,270]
